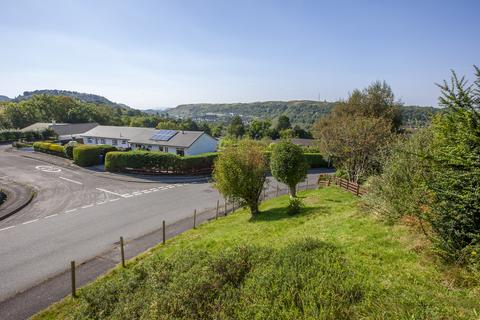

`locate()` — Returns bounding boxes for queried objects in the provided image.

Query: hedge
[33,142,65,157]
[105,151,218,174]
[73,145,117,167]
[303,153,328,168]
[0,129,55,142]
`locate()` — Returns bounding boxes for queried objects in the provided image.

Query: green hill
[12,90,130,109]
[167,100,441,128]
[35,187,479,320]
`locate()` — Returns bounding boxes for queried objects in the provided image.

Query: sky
[0,0,478,109]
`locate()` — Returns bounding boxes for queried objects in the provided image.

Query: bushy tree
[213,140,267,215]
[276,115,291,131]
[227,115,245,138]
[314,114,392,183]
[270,141,308,197]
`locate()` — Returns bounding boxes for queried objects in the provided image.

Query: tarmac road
[0,145,329,314]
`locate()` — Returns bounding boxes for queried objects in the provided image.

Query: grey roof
[21,122,98,136]
[81,126,207,148]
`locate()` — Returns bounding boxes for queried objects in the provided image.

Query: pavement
[0,145,332,319]
[0,180,35,221]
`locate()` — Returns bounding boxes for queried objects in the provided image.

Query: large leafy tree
[213,140,267,215]
[270,141,308,197]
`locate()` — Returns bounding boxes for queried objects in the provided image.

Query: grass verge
[34,187,479,319]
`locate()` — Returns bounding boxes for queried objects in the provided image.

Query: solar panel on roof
[150,130,177,141]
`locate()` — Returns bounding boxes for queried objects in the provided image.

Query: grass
[34,187,480,319]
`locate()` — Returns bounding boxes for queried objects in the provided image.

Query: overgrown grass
[34,187,480,320]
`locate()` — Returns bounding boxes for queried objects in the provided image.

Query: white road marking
[44,213,58,219]
[35,165,61,173]
[109,198,120,202]
[0,226,15,232]
[150,188,158,191]
[142,190,151,194]
[132,191,142,195]
[123,194,133,198]
[65,209,77,213]
[96,188,125,197]
[96,201,107,205]
[167,185,175,189]
[59,176,83,185]
[81,204,94,209]
[22,219,39,225]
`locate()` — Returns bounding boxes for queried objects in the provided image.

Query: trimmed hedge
[73,145,117,167]
[304,153,328,168]
[105,151,218,174]
[33,142,65,157]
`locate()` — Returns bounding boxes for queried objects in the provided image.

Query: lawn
[34,187,479,319]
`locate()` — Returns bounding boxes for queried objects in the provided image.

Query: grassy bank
[34,187,479,319]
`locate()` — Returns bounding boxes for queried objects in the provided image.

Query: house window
[100,138,106,144]
[112,139,117,146]
[158,146,164,152]
[121,140,127,145]
[176,149,185,156]
[87,137,93,143]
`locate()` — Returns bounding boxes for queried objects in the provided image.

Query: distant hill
[12,90,130,109]
[166,100,441,127]
[0,95,11,102]
[167,100,336,127]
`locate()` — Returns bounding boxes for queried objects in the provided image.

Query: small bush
[33,142,65,157]
[287,197,304,215]
[63,141,78,159]
[73,145,117,167]
[0,129,55,142]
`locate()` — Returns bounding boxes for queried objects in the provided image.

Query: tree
[248,119,271,139]
[334,81,402,131]
[213,140,267,215]
[313,114,392,183]
[227,115,245,138]
[276,115,291,131]
[270,141,308,197]
[424,66,480,260]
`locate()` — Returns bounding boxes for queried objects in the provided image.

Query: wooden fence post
[216,200,219,219]
[224,200,227,216]
[306,178,309,190]
[71,261,76,298]
[120,236,125,268]
[193,209,197,229]
[356,184,360,196]
[346,180,350,192]
[276,184,279,197]
[162,220,166,245]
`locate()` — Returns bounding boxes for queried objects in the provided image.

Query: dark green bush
[73,238,364,319]
[33,142,65,157]
[303,153,328,168]
[63,142,79,159]
[73,145,117,167]
[105,151,217,174]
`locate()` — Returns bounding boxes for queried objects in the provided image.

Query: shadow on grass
[249,205,327,222]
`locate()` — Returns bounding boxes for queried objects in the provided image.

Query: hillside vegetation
[167,100,440,128]
[35,188,479,320]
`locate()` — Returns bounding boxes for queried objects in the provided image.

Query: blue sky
[0,0,478,109]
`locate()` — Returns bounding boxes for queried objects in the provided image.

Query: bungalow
[81,126,218,156]
[21,122,98,142]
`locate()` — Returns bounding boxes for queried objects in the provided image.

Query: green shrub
[73,145,117,167]
[33,142,65,157]
[303,153,328,168]
[63,141,78,159]
[0,129,54,142]
[287,197,304,215]
[181,153,218,173]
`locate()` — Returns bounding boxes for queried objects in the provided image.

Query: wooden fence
[318,174,367,197]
